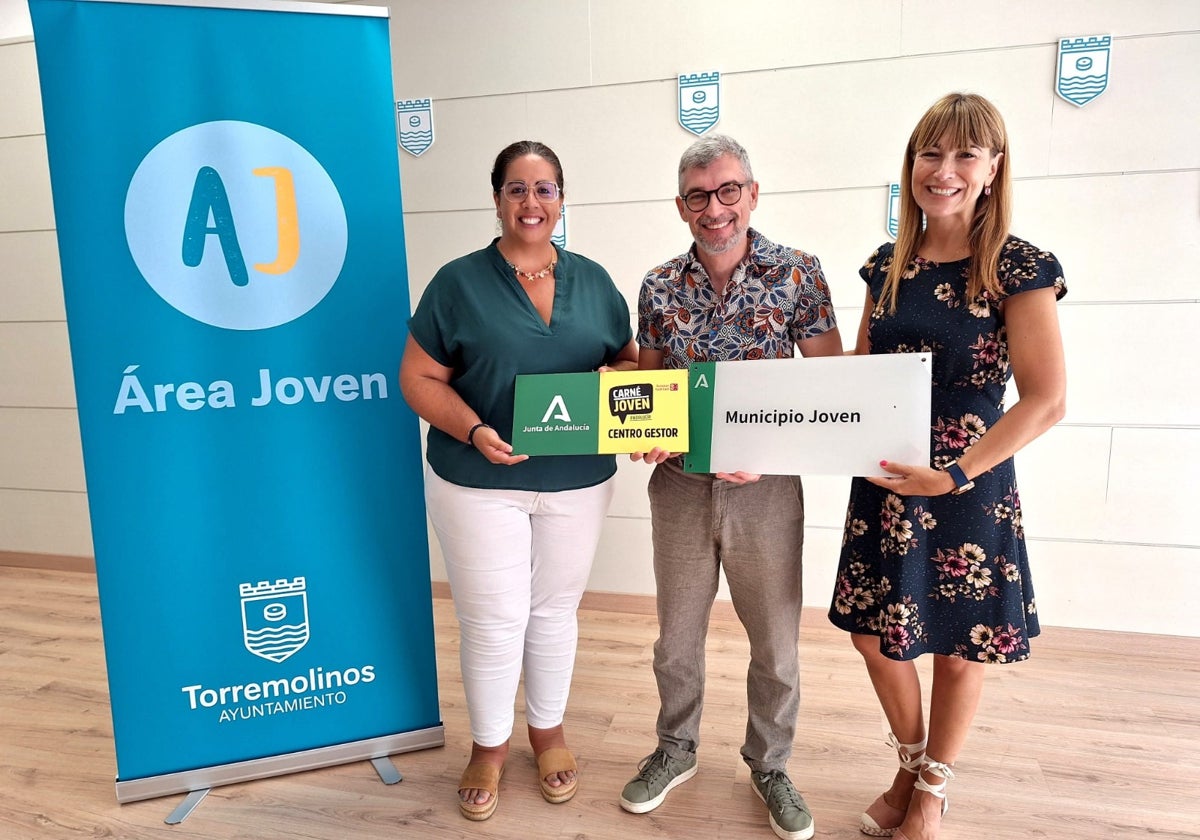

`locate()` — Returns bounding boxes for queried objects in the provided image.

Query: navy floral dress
[828,236,1066,663]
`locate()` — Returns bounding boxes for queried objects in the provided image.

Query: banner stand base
[164,788,209,825]
[158,757,405,823]
[117,725,444,804]
[370,756,403,785]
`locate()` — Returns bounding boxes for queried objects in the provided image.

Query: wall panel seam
[0,486,86,494]
[398,168,1200,216]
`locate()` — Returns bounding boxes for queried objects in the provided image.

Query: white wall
[1,0,1197,635]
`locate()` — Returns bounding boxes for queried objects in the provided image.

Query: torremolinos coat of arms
[241,577,310,663]
[678,71,721,136]
[886,183,900,239]
[552,204,567,249]
[396,98,434,156]
[1056,35,1111,107]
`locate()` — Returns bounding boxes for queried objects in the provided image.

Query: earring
[984,185,992,196]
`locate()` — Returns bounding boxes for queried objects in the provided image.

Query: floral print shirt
[637,228,837,368]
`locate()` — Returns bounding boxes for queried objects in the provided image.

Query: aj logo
[693,374,710,389]
[125,120,348,330]
[240,577,310,663]
[182,165,299,286]
[541,394,572,423]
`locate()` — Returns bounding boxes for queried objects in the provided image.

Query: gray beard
[696,224,746,256]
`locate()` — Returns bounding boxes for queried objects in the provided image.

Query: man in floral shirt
[618,135,842,840]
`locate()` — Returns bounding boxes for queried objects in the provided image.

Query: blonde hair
[881,92,1011,313]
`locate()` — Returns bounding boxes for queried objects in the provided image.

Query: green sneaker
[751,770,814,840]
[619,749,698,814]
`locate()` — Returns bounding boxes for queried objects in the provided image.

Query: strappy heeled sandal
[913,757,954,809]
[893,758,955,840]
[860,733,927,837]
[458,762,504,821]
[536,746,578,804]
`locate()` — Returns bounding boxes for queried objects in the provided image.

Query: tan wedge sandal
[536,747,578,804]
[458,762,504,821]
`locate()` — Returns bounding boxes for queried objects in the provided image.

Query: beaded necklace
[503,255,556,282]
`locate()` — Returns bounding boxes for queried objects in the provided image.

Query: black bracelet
[466,423,491,446]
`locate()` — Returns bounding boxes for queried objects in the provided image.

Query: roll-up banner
[28,0,443,802]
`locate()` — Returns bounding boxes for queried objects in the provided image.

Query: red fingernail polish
[880,460,888,466]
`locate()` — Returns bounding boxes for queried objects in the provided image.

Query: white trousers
[425,467,615,747]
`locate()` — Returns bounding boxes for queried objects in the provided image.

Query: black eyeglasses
[681,181,750,212]
[500,180,561,203]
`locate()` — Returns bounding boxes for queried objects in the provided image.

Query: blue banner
[28,0,442,798]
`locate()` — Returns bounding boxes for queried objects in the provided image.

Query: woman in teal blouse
[400,140,637,821]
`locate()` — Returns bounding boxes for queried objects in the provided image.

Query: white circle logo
[125,121,347,330]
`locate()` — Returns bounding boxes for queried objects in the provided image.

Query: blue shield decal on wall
[1056,35,1111,107]
[396,98,434,156]
[678,71,720,136]
[552,204,567,249]
[241,577,310,663]
[886,183,900,239]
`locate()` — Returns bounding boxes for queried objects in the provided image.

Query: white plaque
[685,353,931,477]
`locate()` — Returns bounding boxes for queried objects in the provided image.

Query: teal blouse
[408,240,633,491]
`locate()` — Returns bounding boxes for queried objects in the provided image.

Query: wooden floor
[2,566,1198,840]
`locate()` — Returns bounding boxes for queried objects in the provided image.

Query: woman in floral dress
[828,93,1067,840]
